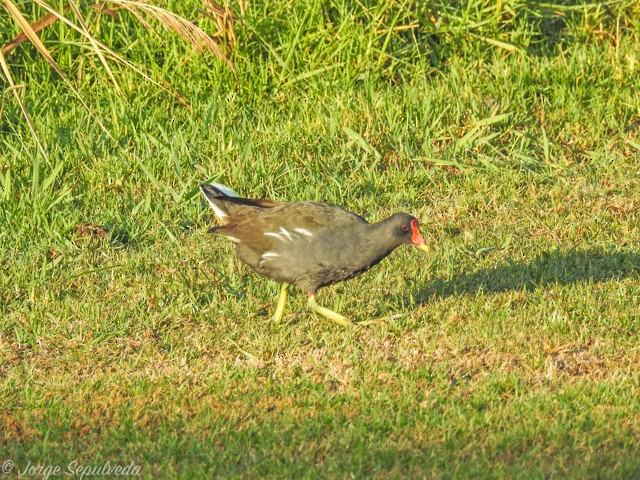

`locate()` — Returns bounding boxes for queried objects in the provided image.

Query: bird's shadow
[416,248,640,302]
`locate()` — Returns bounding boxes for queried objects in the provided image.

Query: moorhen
[200,183,429,326]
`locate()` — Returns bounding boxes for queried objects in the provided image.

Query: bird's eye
[401,224,410,233]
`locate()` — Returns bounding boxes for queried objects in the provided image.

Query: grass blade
[67,0,123,96]
[134,156,163,191]
[30,0,199,106]
[458,112,512,149]
[0,47,48,163]
[0,168,11,201]
[469,33,519,52]
[282,63,345,88]
[107,0,234,71]
[5,0,112,138]
[1,3,71,55]
[343,126,381,158]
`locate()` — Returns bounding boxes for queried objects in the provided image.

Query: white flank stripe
[262,252,280,258]
[294,228,313,237]
[279,227,293,241]
[211,182,239,197]
[264,232,284,241]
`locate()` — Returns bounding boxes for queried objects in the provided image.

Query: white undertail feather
[294,228,313,236]
[211,182,239,197]
[200,182,239,222]
[202,193,228,221]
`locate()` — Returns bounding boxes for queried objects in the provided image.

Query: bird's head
[391,214,429,252]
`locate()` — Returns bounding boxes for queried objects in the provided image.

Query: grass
[1,0,640,477]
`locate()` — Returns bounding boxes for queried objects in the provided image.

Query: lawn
[1,0,639,478]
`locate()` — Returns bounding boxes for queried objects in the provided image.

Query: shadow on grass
[418,248,640,302]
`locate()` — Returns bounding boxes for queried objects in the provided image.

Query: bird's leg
[271,283,289,324]
[307,293,352,327]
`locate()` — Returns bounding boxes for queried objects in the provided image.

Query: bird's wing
[223,202,365,248]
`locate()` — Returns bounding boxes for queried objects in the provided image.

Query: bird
[200,182,429,326]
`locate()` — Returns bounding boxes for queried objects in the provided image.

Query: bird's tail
[200,183,238,224]
[200,182,281,233]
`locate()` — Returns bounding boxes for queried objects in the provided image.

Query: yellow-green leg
[271,283,289,323]
[307,294,352,327]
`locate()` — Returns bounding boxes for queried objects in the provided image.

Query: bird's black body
[201,184,418,294]
[200,182,428,325]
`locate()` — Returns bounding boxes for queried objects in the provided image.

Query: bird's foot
[307,294,353,327]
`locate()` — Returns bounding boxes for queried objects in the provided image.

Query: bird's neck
[356,218,403,264]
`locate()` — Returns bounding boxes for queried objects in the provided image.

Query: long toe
[307,294,353,327]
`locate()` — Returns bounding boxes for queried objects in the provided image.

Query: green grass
[1,0,640,478]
